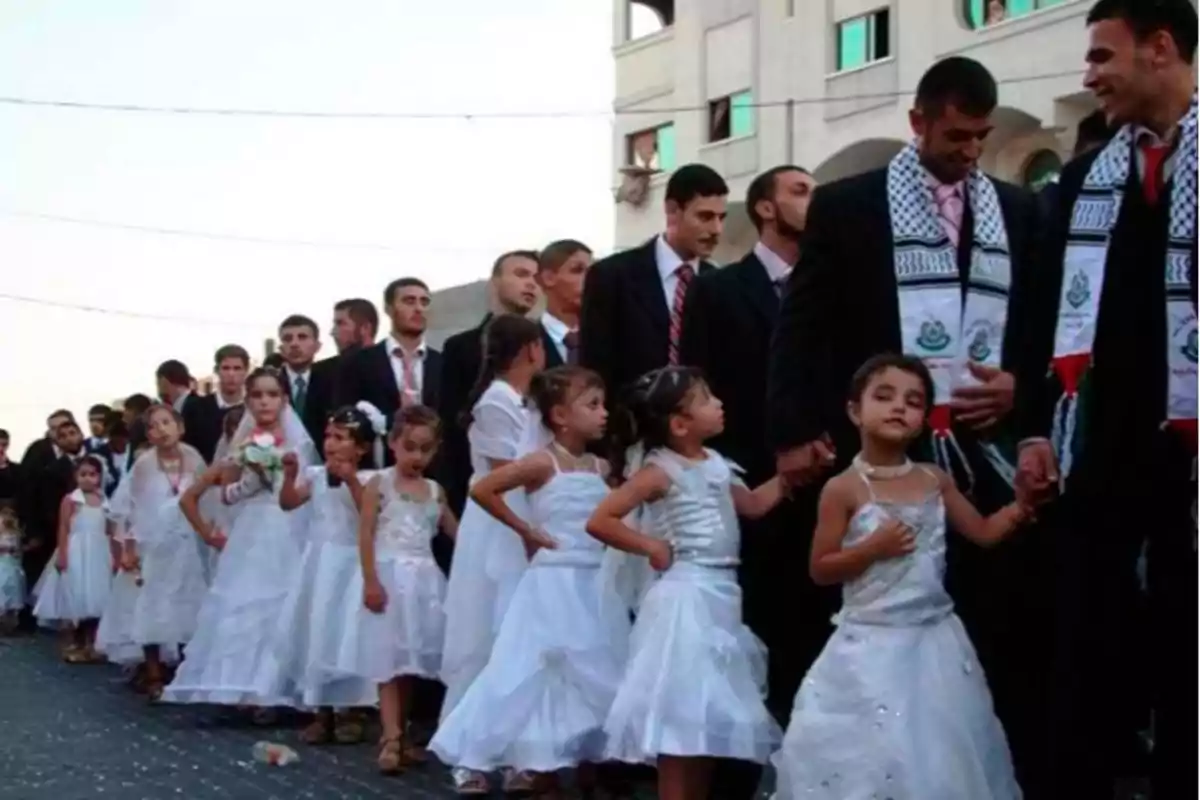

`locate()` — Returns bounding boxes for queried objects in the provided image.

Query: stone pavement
[0,633,460,800]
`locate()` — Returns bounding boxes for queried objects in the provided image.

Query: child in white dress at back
[353,404,458,775]
[430,366,630,796]
[587,366,785,800]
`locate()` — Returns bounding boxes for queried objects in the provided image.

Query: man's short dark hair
[491,250,540,278]
[124,394,153,415]
[87,403,111,419]
[214,344,250,368]
[155,360,192,387]
[48,409,75,424]
[1074,110,1115,156]
[107,417,128,439]
[665,163,729,209]
[745,165,810,232]
[382,279,430,307]
[334,297,380,333]
[0,429,9,443]
[915,56,998,118]
[1087,0,1197,64]
[278,314,319,337]
[538,240,592,273]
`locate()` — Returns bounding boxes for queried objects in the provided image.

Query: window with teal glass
[656,124,677,172]
[837,16,868,71]
[730,91,754,137]
[967,0,1073,29]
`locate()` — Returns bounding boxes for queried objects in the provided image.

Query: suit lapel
[422,350,442,407]
[629,240,670,336]
[733,253,779,328]
[368,342,397,396]
[541,327,564,368]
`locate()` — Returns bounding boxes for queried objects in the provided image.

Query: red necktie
[668,264,695,365]
[1141,142,1169,204]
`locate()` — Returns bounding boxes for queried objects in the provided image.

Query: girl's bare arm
[470,453,553,540]
[357,476,383,585]
[586,465,669,557]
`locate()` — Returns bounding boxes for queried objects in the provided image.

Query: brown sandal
[452,767,490,795]
[301,714,333,745]
[377,736,405,775]
[332,712,365,745]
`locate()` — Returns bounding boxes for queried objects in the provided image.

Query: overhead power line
[0,209,505,254]
[0,70,1084,120]
[0,291,263,329]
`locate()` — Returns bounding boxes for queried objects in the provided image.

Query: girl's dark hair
[144,402,184,427]
[73,455,105,479]
[530,366,605,430]
[848,353,936,408]
[246,366,288,396]
[392,405,442,442]
[223,405,247,439]
[618,366,706,457]
[459,314,543,429]
[327,405,381,469]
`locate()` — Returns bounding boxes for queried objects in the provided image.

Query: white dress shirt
[655,234,699,309]
[216,392,244,410]
[540,312,575,363]
[753,241,794,288]
[388,335,427,400]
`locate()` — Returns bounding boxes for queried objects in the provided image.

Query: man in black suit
[192,344,249,463]
[121,393,153,466]
[329,297,379,357]
[1014,3,1198,796]
[767,56,1042,784]
[536,240,592,367]
[580,164,727,410]
[338,279,443,449]
[156,360,211,465]
[437,253,540,516]
[276,315,338,453]
[679,164,831,799]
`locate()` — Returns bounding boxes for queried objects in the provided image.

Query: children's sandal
[332,712,365,745]
[377,736,405,775]
[452,767,490,795]
[301,714,334,745]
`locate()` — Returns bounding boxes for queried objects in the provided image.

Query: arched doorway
[813,138,906,184]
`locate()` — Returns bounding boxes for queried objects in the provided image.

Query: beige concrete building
[612,0,1100,262]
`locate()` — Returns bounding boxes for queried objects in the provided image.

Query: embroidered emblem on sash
[916,320,952,352]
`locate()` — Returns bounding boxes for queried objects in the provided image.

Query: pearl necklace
[852,453,913,480]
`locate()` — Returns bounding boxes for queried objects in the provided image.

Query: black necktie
[563,330,581,365]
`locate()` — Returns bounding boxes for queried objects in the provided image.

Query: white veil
[216,404,319,469]
[121,443,209,542]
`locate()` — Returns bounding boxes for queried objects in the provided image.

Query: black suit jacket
[580,238,715,402]
[540,322,565,369]
[177,393,213,464]
[767,168,1040,466]
[191,394,234,464]
[437,317,490,515]
[680,250,780,483]
[279,361,343,456]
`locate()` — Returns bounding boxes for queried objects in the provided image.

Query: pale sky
[0,0,620,453]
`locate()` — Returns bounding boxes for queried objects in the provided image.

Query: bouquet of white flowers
[238,429,286,481]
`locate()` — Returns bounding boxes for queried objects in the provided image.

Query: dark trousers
[1038,481,1197,800]
[708,495,837,800]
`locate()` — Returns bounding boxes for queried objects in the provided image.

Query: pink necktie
[934,184,964,248]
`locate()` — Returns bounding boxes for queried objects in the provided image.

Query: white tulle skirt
[0,554,25,612]
[329,551,446,685]
[603,562,780,764]
[162,500,302,706]
[270,540,377,708]
[772,613,1021,800]
[130,527,208,647]
[430,559,630,773]
[95,570,142,665]
[32,533,112,625]
[439,497,527,720]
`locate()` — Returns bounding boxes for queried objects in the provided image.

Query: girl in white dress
[272,403,382,744]
[0,504,25,633]
[430,365,630,797]
[165,367,317,711]
[33,456,114,661]
[95,448,149,671]
[587,366,784,800]
[772,354,1030,800]
[439,314,545,794]
[354,404,457,774]
[115,404,211,700]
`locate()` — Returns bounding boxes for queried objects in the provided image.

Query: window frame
[706,89,754,144]
[835,7,890,72]
[964,0,1072,31]
[625,123,677,173]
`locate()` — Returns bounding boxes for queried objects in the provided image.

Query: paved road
[0,634,460,800]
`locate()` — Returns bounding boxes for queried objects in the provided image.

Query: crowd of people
[0,1,1195,798]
